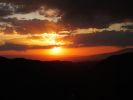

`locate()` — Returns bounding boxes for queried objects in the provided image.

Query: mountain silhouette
[85,48,133,61]
[0,52,133,100]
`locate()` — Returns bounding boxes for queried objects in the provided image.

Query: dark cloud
[0,43,54,51]
[122,24,133,30]
[0,0,133,28]
[0,43,28,51]
[2,26,14,34]
[0,3,14,16]
[65,31,133,47]
[0,0,132,51]
[0,18,65,34]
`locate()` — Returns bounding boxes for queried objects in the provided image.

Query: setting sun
[0,1,132,99]
[50,47,62,55]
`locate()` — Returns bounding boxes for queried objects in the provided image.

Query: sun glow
[42,32,66,45]
[50,47,63,55]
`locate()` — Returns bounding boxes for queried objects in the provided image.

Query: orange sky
[0,2,133,61]
[0,46,122,61]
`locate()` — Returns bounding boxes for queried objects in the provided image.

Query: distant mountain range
[81,48,133,61]
[0,52,133,100]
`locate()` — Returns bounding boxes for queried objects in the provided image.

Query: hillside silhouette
[83,48,133,61]
[0,52,133,100]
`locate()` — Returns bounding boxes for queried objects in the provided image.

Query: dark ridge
[0,56,9,62]
[102,52,133,63]
[85,48,133,61]
[0,52,133,100]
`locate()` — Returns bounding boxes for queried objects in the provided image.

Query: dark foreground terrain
[0,53,133,100]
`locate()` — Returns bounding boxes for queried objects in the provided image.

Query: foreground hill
[0,53,133,100]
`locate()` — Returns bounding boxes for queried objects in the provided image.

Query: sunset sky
[0,0,133,61]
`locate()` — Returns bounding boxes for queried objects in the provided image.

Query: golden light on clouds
[0,32,68,46]
[41,32,66,45]
[74,28,102,34]
[38,6,61,22]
